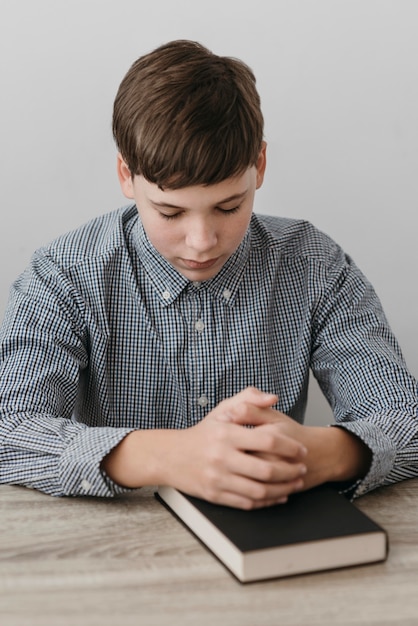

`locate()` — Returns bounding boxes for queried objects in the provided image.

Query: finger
[223,404,286,427]
[214,491,289,510]
[211,472,305,509]
[215,387,278,421]
[233,410,280,426]
[226,447,307,484]
[229,422,307,460]
[236,386,278,408]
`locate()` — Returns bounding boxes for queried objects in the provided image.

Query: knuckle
[239,405,250,421]
[260,462,275,482]
[202,450,221,472]
[212,423,229,445]
[263,432,277,452]
[240,499,256,511]
[202,474,220,502]
[204,487,218,502]
[252,482,269,500]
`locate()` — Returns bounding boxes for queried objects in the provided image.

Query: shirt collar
[133,210,252,307]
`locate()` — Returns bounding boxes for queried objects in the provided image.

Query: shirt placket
[185,284,211,425]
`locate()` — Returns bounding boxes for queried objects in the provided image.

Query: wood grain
[1,480,418,626]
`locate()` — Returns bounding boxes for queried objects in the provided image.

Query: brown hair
[112,40,264,189]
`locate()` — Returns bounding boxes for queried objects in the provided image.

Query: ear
[116,153,135,199]
[255,141,267,189]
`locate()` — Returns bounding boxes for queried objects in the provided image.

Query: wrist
[302,425,372,489]
[328,425,372,482]
[101,429,179,488]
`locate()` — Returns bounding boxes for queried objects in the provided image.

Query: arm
[102,388,372,507]
[0,252,134,497]
[310,249,418,496]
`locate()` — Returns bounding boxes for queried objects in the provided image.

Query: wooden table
[1,479,418,626]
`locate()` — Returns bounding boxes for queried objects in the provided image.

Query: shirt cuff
[59,426,136,497]
[330,420,397,498]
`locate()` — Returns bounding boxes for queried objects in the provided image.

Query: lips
[181,257,220,270]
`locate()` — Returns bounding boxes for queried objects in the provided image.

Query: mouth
[181,257,220,270]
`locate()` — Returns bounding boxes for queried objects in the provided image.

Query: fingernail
[261,392,278,401]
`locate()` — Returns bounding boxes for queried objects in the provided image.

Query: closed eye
[217,205,241,215]
[159,212,182,220]
[158,205,241,220]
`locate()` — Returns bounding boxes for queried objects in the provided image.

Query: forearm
[0,413,134,497]
[101,429,180,488]
[299,425,372,490]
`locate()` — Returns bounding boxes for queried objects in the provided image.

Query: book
[156,484,388,583]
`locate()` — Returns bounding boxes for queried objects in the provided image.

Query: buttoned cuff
[330,421,397,498]
[59,426,136,497]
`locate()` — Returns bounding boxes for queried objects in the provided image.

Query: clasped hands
[103,386,370,509]
[172,387,314,510]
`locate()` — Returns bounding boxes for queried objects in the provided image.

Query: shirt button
[223,289,232,300]
[162,290,171,300]
[197,395,209,407]
[195,319,205,332]
[193,281,201,288]
[81,479,92,492]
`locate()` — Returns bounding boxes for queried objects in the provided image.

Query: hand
[223,397,373,492]
[159,387,308,509]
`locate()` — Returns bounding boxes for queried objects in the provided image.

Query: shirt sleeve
[0,249,134,497]
[310,245,418,497]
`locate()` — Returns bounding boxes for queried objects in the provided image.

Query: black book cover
[172,484,383,551]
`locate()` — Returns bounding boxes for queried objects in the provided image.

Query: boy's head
[112,39,264,189]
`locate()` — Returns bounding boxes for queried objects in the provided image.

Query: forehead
[135,168,255,210]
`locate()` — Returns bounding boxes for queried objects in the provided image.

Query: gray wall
[1,0,417,424]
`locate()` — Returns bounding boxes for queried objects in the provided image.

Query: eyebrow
[150,190,249,210]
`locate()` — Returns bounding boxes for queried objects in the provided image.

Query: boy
[0,40,417,509]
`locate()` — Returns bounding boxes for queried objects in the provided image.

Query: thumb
[212,387,278,424]
[239,386,278,408]
[224,387,279,425]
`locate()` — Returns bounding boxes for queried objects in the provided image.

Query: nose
[185,217,218,253]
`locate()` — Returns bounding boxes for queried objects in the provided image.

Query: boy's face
[118,143,266,282]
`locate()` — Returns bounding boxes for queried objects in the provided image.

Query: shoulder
[250,213,345,268]
[36,204,138,270]
[11,204,139,322]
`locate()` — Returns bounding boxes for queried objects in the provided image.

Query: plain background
[0,0,417,425]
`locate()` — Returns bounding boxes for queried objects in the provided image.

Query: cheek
[229,213,252,243]
[146,220,179,254]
